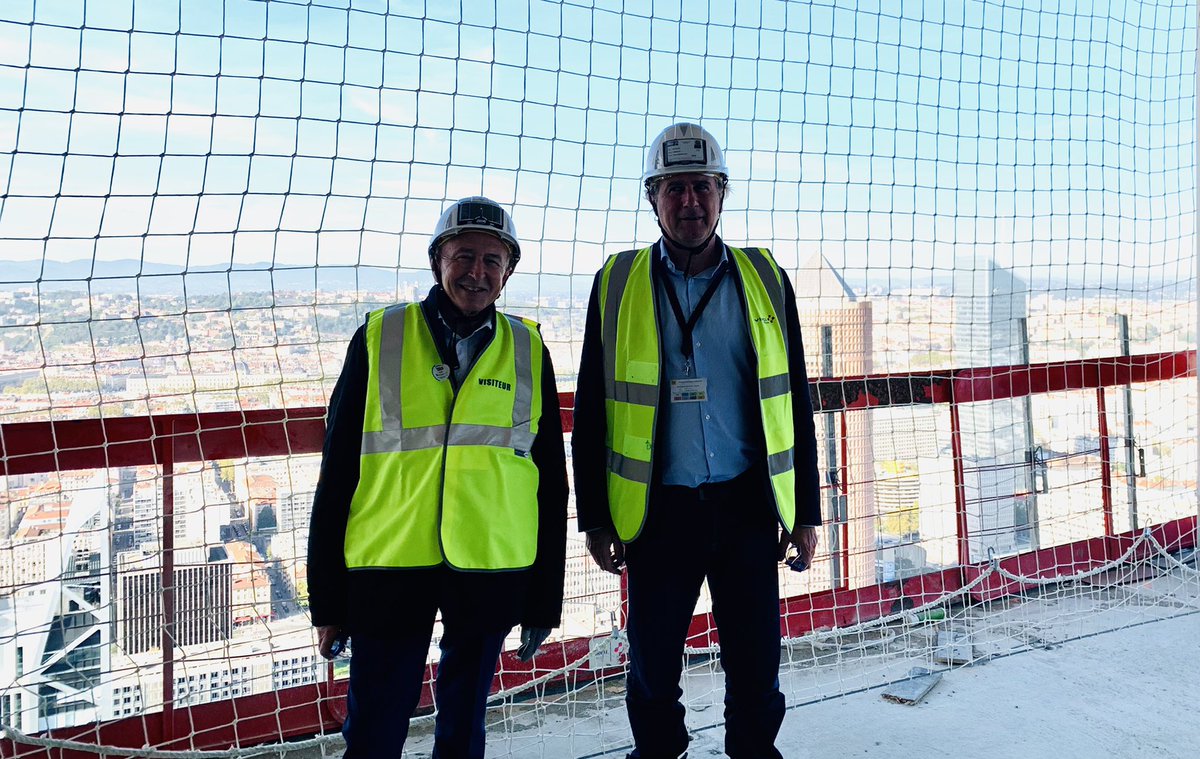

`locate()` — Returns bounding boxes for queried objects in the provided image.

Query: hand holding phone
[785,549,808,573]
[329,632,350,658]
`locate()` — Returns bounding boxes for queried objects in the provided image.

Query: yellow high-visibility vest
[599,246,796,541]
[344,302,544,570]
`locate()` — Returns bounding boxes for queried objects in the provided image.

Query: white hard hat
[642,122,728,187]
[428,196,521,266]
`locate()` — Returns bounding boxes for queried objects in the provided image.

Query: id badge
[670,377,708,403]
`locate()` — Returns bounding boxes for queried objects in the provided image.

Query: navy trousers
[624,467,786,759]
[342,621,508,759]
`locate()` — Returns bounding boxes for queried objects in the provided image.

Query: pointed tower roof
[794,252,858,308]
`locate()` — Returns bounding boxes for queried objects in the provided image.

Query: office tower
[793,253,876,588]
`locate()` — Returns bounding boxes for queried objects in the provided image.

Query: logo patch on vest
[478,377,512,391]
[754,314,777,324]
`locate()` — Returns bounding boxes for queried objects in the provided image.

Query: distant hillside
[1,259,1190,301]
[0,260,428,296]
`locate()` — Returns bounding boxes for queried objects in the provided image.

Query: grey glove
[517,625,551,662]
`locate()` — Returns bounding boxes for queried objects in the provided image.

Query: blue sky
[0,0,1194,285]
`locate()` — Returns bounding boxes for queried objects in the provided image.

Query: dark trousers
[342,620,509,759]
[624,467,786,759]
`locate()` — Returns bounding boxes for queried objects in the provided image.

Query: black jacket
[572,242,823,534]
[307,287,569,633]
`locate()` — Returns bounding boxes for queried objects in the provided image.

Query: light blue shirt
[654,241,759,487]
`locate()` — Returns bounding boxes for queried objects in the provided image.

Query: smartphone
[785,551,808,573]
[329,632,350,658]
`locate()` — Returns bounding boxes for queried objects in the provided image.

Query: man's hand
[316,625,343,660]
[778,525,818,567]
[586,527,625,575]
[517,626,551,662]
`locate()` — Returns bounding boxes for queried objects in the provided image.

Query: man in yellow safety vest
[307,196,568,758]
[572,123,822,759]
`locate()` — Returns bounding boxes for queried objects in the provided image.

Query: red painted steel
[961,516,1196,602]
[1096,388,1115,541]
[4,683,344,759]
[0,407,329,477]
[948,401,972,567]
[0,399,579,478]
[808,350,1195,412]
[839,411,850,588]
[161,427,177,743]
[952,351,1196,402]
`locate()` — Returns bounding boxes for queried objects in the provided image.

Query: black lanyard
[656,253,730,374]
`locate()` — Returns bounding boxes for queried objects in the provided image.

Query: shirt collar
[436,309,494,340]
[429,285,495,339]
[656,238,729,278]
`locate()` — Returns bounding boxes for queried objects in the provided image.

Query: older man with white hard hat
[572,123,822,758]
[308,196,568,758]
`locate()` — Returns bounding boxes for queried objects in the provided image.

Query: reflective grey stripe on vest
[450,423,535,451]
[608,449,652,484]
[602,250,640,401]
[768,447,794,477]
[613,380,657,406]
[502,314,537,452]
[363,424,534,454]
[364,308,536,455]
[362,426,444,454]
[602,251,656,485]
[741,247,790,350]
[377,304,407,430]
[759,373,790,399]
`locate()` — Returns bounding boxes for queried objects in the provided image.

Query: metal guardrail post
[949,399,971,568]
[821,326,843,588]
[1097,388,1115,543]
[1019,317,1041,550]
[159,421,176,744]
[839,412,850,588]
[1117,315,1140,531]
